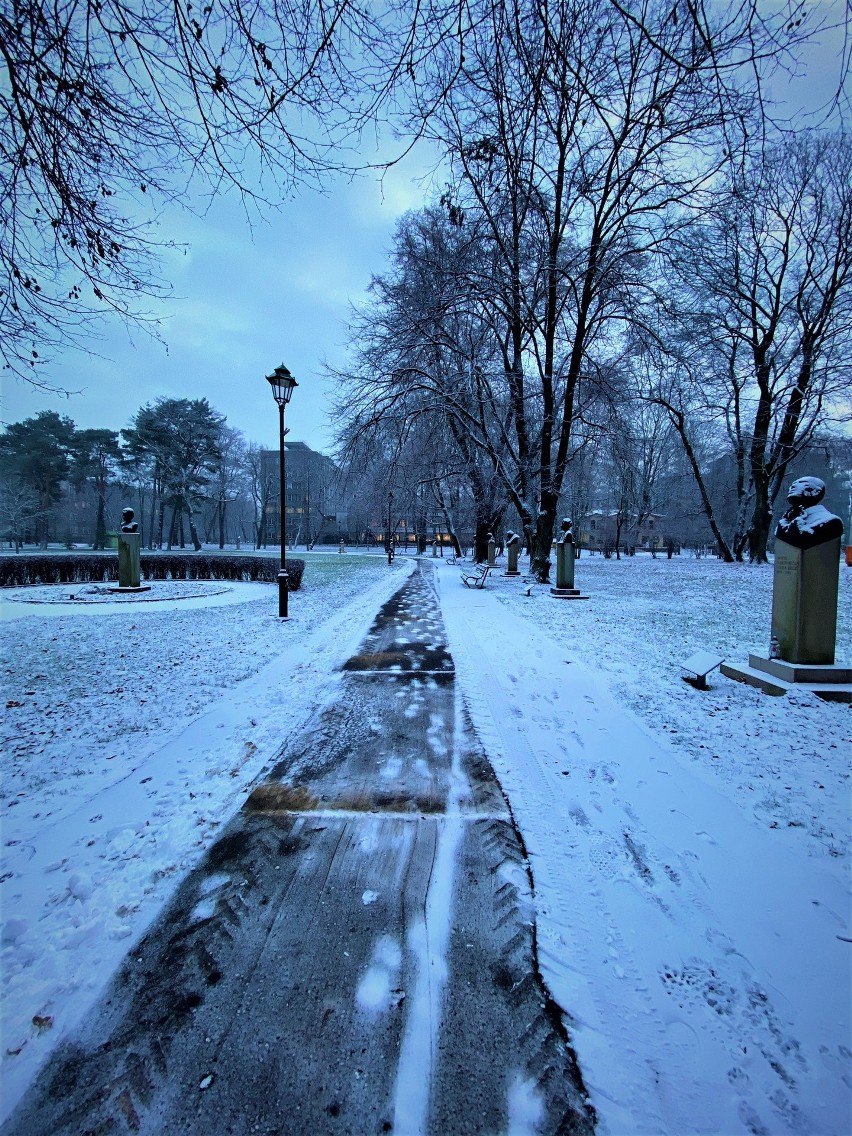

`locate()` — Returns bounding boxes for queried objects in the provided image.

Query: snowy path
[437,564,850,1135]
[2,564,593,1135]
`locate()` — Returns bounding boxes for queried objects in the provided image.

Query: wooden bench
[461,564,496,589]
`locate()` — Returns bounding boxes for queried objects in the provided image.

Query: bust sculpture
[775,477,843,551]
[120,508,139,534]
[557,517,573,545]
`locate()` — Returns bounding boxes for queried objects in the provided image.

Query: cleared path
[2,563,594,1136]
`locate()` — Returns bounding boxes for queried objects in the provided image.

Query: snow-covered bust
[557,517,573,545]
[775,477,843,551]
[120,508,138,534]
[505,530,520,546]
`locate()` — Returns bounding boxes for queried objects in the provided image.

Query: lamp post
[387,492,394,565]
[266,364,298,618]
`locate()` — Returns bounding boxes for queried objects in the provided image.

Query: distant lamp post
[387,492,394,565]
[266,364,298,618]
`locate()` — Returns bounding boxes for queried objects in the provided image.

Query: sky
[0,7,848,457]
[0,145,437,455]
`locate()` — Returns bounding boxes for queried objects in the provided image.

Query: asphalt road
[3,563,595,1136]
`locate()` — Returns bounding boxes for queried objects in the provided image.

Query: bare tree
[393,0,779,579]
[652,130,852,561]
[3,0,826,387]
[0,473,41,551]
[0,0,467,381]
[243,442,277,550]
[334,205,513,561]
[205,427,248,549]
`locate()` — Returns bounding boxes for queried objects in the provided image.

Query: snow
[0,555,415,1116]
[435,552,851,1136]
[392,684,468,1136]
[1,549,850,1134]
[356,934,404,1013]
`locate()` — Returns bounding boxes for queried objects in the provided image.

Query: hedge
[0,553,305,590]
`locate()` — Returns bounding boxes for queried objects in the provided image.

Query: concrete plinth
[724,480,847,702]
[115,532,143,590]
[550,587,589,600]
[555,541,575,591]
[721,653,852,703]
[771,537,840,665]
[505,535,521,576]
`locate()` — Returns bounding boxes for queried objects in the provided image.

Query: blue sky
[0,144,437,455]
[1,9,847,457]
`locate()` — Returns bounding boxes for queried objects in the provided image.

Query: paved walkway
[3,562,594,1136]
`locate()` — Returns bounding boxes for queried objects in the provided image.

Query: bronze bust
[775,477,843,551]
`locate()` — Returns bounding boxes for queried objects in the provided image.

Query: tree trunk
[185,499,203,552]
[473,519,491,564]
[146,482,157,550]
[157,499,166,549]
[615,513,624,560]
[93,495,107,550]
[656,399,735,562]
[747,485,772,564]
[530,490,558,583]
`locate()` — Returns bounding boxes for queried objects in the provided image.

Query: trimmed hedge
[0,553,305,590]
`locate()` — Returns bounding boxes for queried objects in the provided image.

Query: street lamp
[266,364,298,618]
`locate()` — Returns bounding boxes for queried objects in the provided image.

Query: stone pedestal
[720,654,851,702]
[111,532,150,593]
[505,543,520,576]
[771,537,840,665]
[550,537,588,599]
[722,476,847,701]
[487,539,496,566]
[556,540,575,589]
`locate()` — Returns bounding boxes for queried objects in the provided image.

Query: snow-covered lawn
[436,551,850,1136]
[1,549,849,1133]
[507,553,850,860]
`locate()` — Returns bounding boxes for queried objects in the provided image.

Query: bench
[461,564,496,589]
[681,650,724,690]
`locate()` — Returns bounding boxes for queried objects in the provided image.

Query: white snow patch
[196,872,230,897]
[356,935,403,1013]
[188,898,218,924]
[392,685,468,1134]
[380,755,403,779]
[507,1071,545,1134]
[65,873,94,902]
